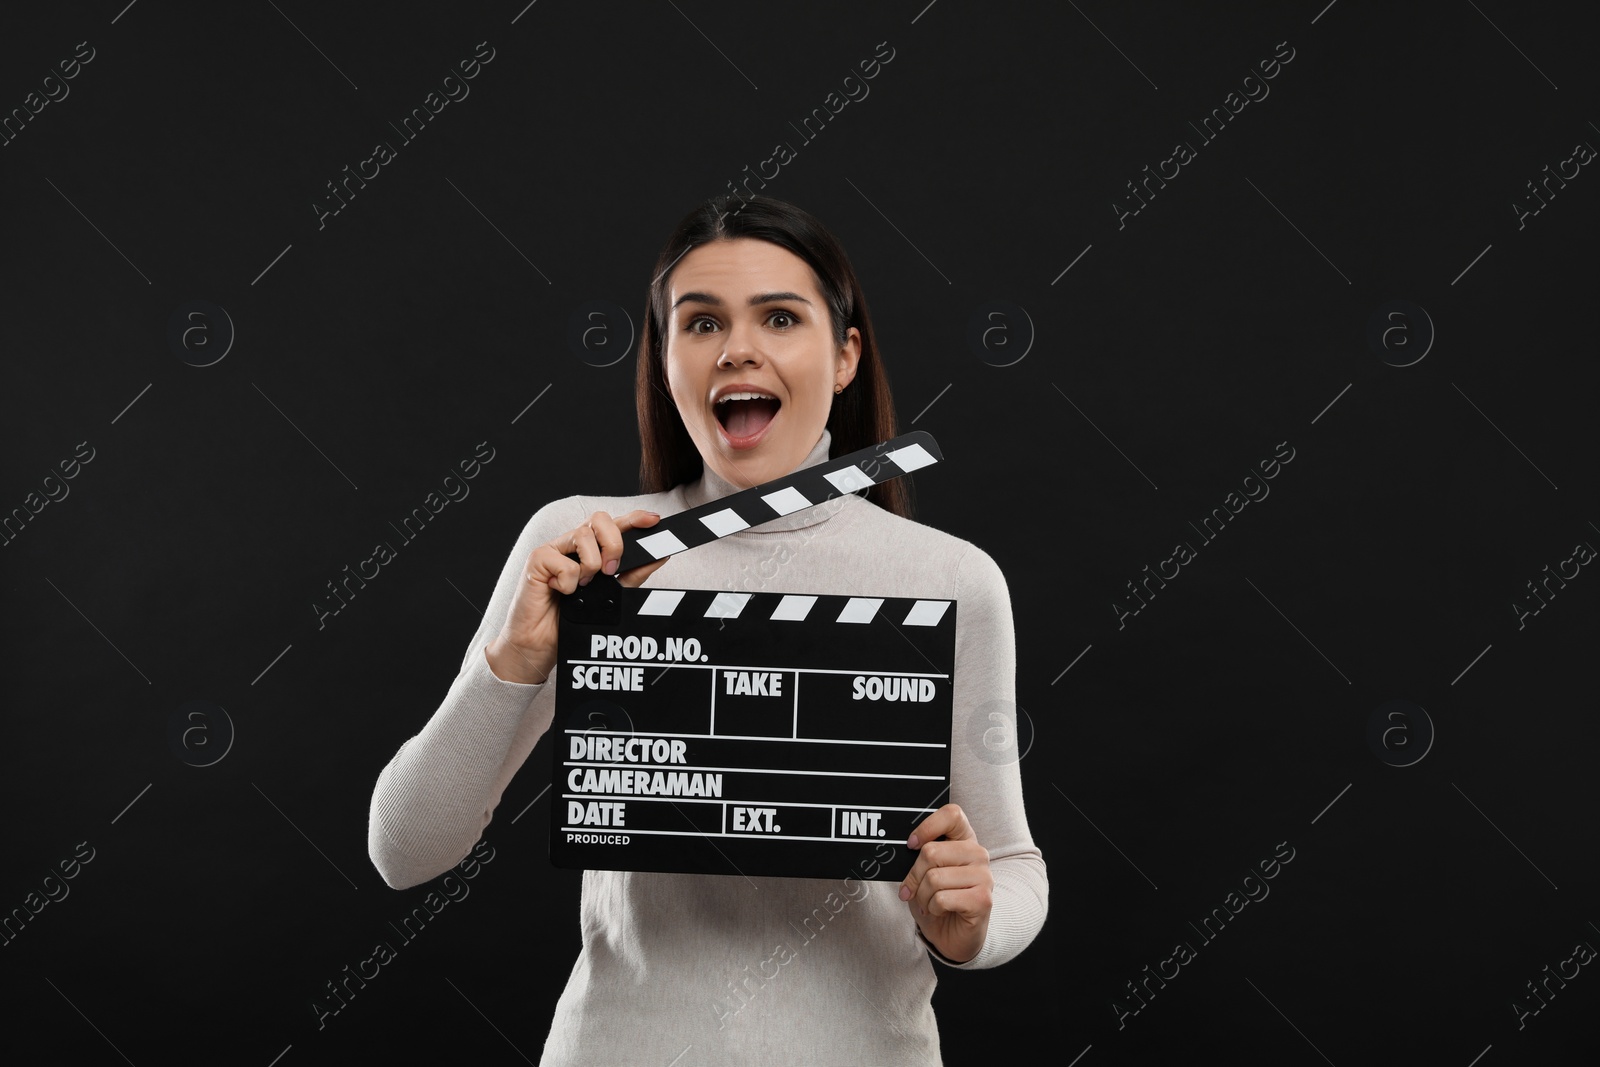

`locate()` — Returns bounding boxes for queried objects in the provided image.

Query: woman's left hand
[898,803,993,964]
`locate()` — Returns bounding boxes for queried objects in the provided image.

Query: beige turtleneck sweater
[367,429,1048,1066]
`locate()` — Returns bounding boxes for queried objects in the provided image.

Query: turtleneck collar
[679,428,860,533]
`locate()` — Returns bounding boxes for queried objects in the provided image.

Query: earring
[834,383,843,394]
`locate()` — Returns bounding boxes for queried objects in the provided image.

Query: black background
[2,1,1595,1065]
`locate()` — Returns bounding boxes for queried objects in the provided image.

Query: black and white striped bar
[551,586,957,881]
[632,589,952,628]
[614,430,942,572]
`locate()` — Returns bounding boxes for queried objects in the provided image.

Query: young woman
[368,195,1047,1065]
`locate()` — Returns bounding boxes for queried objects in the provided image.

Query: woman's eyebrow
[672,290,814,311]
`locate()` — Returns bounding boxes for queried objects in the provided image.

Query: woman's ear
[836,327,862,391]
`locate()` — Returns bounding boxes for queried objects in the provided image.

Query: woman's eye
[685,310,798,333]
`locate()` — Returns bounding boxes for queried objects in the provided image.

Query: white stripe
[637,589,687,616]
[823,465,873,494]
[902,600,950,626]
[636,529,688,558]
[770,595,818,621]
[567,659,947,679]
[699,507,750,537]
[560,827,933,844]
[561,728,946,748]
[704,592,751,619]
[564,761,941,780]
[762,486,812,516]
[560,793,941,808]
[836,597,883,623]
[887,443,935,472]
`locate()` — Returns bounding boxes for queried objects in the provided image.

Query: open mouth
[714,393,781,445]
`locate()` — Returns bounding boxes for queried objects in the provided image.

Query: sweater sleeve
[367,495,586,890]
[919,542,1049,969]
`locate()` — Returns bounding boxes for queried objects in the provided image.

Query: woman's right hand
[484,509,670,684]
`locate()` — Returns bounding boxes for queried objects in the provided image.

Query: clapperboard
[550,431,955,881]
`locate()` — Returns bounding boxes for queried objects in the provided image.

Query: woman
[368,195,1047,1065]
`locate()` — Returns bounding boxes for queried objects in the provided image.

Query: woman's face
[663,237,860,490]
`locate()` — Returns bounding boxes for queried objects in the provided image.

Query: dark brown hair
[635,194,911,520]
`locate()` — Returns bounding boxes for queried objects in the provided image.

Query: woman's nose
[717,326,764,367]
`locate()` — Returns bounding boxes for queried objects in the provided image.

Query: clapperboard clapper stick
[553,430,958,881]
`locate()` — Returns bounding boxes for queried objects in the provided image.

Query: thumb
[615,510,666,586]
[615,509,663,532]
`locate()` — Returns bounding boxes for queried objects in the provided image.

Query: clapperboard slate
[550,431,955,881]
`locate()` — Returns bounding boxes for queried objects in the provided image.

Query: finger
[912,860,993,918]
[917,866,979,916]
[614,509,663,530]
[900,807,979,904]
[907,803,972,849]
[898,845,936,905]
[588,511,626,576]
[571,521,603,585]
[617,556,669,589]
[923,881,994,921]
[919,858,991,893]
[898,838,985,905]
[915,840,989,871]
[899,860,928,906]
[602,510,663,581]
[591,506,662,572]
[533,543,582,595]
